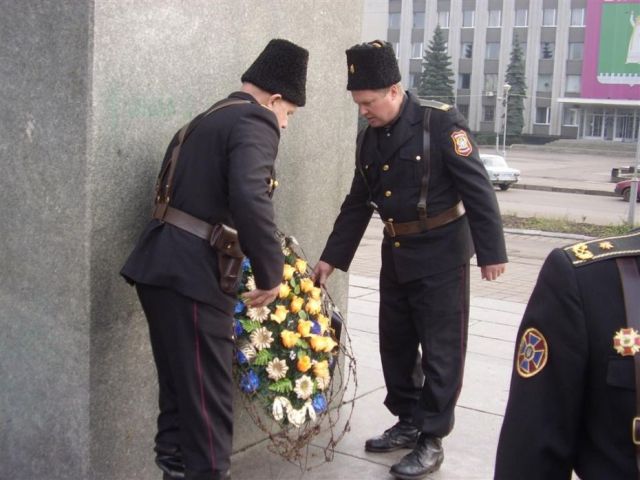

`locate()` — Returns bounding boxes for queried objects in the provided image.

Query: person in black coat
[120,39,308,480]
[495,231,640,479]
[313,40,507,480]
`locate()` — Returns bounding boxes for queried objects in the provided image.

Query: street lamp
[502,83,511,158]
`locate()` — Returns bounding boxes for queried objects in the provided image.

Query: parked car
[479,153,520,191]
[614,179,640,202]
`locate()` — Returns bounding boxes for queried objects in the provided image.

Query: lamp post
[627,133,640,226]
[502,83,511,158]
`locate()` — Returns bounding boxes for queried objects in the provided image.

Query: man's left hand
[481,263,506,281]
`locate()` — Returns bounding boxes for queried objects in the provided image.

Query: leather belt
[152,203,215,243]
[383,201,465,237]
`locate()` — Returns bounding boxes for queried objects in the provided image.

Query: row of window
[408,41,584,61]
[457,105,574,126]
[390,7,586,29]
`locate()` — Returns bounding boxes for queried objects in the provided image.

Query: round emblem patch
[516,327,548,378]
[613,328,640,356]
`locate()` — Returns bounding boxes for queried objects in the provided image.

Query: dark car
[614,179,640,202]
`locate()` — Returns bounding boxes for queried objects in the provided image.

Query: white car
[479,153,521,191]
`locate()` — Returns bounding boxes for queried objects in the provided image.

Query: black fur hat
[241,39,309,107]
[345,40,401,91]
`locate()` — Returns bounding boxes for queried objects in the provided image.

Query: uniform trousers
[379,262,470,438]
[136,284,235,479]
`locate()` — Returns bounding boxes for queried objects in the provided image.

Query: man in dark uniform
[495,230,640,479]
[313,40,507,479]
[120,39,308,480]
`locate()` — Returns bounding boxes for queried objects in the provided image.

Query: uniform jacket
[495,231,640,479]
[121,91,284,312]
[320,92,507,282]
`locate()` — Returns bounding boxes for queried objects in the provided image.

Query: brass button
[416,155,421,161]
[394,241,401,248]
[384,190,392,197]
[382,164,389,171]
[365,164,369,170]
[387,218,394,222]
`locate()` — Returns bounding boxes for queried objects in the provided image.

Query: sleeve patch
[451,130,473,157]
[516,328,549,378]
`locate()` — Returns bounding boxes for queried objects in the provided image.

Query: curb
[511,183,616,197]
[504,227,593,241]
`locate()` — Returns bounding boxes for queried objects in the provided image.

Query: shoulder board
[419,99,452,111]
[563,230,640,267]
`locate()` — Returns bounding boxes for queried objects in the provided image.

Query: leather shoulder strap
[417,107,432,225]
[355,126,375,209]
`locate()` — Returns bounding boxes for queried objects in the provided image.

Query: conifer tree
[504,36,527,136]
[418,25,455,105]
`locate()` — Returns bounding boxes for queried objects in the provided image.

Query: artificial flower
[312,394,327,413]
[240,370,260,393]
[242,258,251,272]
[299,277,314,293]
[289,350,297,360]
[297,319,313,338]
[295,258,307,274]
[236,350,249,365]
[316,314,330,334]
[312,360,330,379]
[281,330,301,349]
[309,334,338,353]
[266,358,289,381]
[316,375,330,391]
[279,283,291,299]
[234,301,245,315]
[272,396,291,421]
[234,319,244,337]
[245,276,256,291]
[297,355,312,373]
[305,298,322,316]
[270,305,288,324]
[304,399,317,421]
[250,327,274,351]
[310,286,322,300]
[310,321,321,335]
[287,406,307,427]
[283,264,295,281]
[289,296,304,314]
[247,306,270,323]
[294,374,314,400]
[237,340,257,363]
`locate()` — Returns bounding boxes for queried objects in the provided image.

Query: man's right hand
[241,285,280,308]
[312,260,335,287]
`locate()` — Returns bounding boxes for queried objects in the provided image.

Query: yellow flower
[290,296,304,314]
[299,277,314,293]
[297,355,312,373]
[305,298,322,316]
[313,360,330,379]
[295,258,307,274]
[297,319,313,338]
[310,287,322,300]
[316,314,330,334]
[270,305,288,324]
[283,264,295,281]
[281,330,301,349]
[279,283,291,299]
[309,334,338,353]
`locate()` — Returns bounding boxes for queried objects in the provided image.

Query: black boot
[364,420,420,452]
[155,445,185,479]
[389,434,444,479]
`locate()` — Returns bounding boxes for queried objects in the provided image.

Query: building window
[389,12,401,29]
[540,42,554,59]
[568,42,583,60]
[392,42,400,58]
[515,9,528,27]
[411,42,424,58]
[570,8,585,27]
[483,105,495,122]
[535,107,551,124]
[488,9,502,27]
[484,73,498,92]
[438,10,450,28]
[542,8,556,26]
[458,73,471,89]
[537,74,552,92]
[413,12,425,28]
[462,10,475,28]
[409,73,420,88]
[462,42,473,58]
[457,104,469,119]
[563,107,579,126]
[486,42,500,59]
[566,74,581,93]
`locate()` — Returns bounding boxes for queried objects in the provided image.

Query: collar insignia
[516,328,548,378]
[599,241,614,250]
[613,328,640,356]
[571,243,594,261]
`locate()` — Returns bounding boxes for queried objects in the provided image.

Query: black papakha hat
[345,40,401,91]
[241,39,309,107]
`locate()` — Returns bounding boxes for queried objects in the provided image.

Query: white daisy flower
[250,327,274,351]
[289,350,297,361]
[287,406,307,427]
[247,306,270,323]
[272,396,291,422]
[266,358,289,381]
[246,276,257,291]
[294,374,314,400]
[316,375,331,391]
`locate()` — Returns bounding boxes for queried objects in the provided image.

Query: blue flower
[234,319,244,337]
[312,393,327,413]
[240,370,260,393]
[236,350,248,365]
[310,321,321,335]
[242,258,252,272]
[234,300,245,315]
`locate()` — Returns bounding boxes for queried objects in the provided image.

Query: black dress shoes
[364,420,420,452]
[389,434,444,479]
[156,448,185,479]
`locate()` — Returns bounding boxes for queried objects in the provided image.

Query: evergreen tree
[418,25,455,105]
[504,36,527,136]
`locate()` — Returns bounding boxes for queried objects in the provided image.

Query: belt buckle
[633,417,640,445]
[383,221,396,237]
